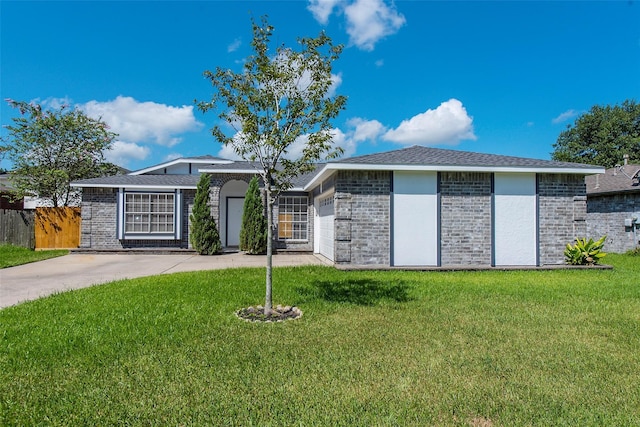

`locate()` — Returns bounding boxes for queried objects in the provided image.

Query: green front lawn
[0,244,68,268]
[1,255,639,425]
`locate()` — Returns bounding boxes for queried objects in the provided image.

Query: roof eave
[304,163,604,190]
[70,183,197,190]
[198,168,260,174]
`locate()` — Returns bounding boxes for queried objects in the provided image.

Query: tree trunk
[264,185,273,315]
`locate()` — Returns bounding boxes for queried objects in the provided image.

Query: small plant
[564,236,607,265]
[625,247,640,256]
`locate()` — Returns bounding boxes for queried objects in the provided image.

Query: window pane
[124,193,175,235]
[277,196,308,241]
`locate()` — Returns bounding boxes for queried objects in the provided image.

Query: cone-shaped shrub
[190,173,222,255]
[240,176,268,254]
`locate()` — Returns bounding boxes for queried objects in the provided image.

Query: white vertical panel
[226,197,244,247]
[392,171,438,266]
[494,173,537,266]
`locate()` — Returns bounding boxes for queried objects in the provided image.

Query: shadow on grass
[296,278,413,305]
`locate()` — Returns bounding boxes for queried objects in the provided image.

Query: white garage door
[393,171,438,266]
[316,194,335,261]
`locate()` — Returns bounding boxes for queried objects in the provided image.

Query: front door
[226,197,244,247]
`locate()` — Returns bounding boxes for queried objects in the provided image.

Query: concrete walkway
[0,252,325,309]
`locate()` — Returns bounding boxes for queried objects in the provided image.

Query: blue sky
[1,0,639,171]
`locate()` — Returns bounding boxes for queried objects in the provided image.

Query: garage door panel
[317,195,334,261]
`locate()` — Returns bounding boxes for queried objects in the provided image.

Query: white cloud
[307,0,343,25]
[328,127,358,158]
[218,143,243,161]
[31,96,73,110]
[163,152,183,162]
[343,0,406,51]
[383,99,476,146]
[217,126,361,162]
[308,0,405,51]
[552,109,579,124]
[347,117,386,142]
[105,140,150,167]
[79,96,203,147]
[228,38,242,53]
[328,72,343,98]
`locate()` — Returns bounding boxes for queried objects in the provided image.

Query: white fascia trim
[198,168,260,175]
[130,158,234,175]
[303,163,604,191]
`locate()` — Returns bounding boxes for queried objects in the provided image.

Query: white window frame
[278,195,309,241]
[117,190,182,240]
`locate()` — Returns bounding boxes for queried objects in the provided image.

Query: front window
[125,193,175,234]
[278,196,308,241]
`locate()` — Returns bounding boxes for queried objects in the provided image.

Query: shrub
[239,176,268,254]
[190,173,222,255]
[625,247,640,256]
[564,236,607,265]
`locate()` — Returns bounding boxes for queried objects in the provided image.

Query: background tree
[1,100,120,206]
[198,16,346,315]
[190,173,222,255]
[552,99,640,168]
[240,175,268,255]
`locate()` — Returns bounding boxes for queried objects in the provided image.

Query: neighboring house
[0,173,24,210]
[0,173,81,209]
[585,161,640,253]
[70,146,603,267]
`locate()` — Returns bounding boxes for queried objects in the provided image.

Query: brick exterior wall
[334,170,391,266]
[331,172,586,267]
[538,174,587,265]
[440,172,492,265]
[79,171,589,263]
[587,192,640,253]
[79,173,312,251]
[80,188,196,249]
[80,188,120,249]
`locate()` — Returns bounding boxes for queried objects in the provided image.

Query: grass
[1,254,639,426]
[0,244,68,268]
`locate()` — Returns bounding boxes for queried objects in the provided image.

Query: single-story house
[71,146,603,267]
[585,160,640,253]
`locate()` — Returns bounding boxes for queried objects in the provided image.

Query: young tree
[240,175,268,255]
[190,173,222,255]
[552,99,640,168]
[1,100,119,206]
[198,16,346,315]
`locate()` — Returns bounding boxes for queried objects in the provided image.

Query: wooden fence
[35,207,81,249]
[1,209,35,249]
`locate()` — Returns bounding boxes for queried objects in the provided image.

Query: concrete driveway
[0,252,325,309]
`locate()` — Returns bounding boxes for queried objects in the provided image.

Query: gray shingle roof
[586,164,640,195]
[73,146,604,190]
[72,174,201,188]
[201,161,323,189]
[337,145,599,169]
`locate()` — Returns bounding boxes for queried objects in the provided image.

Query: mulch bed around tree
[235,305,303,322]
